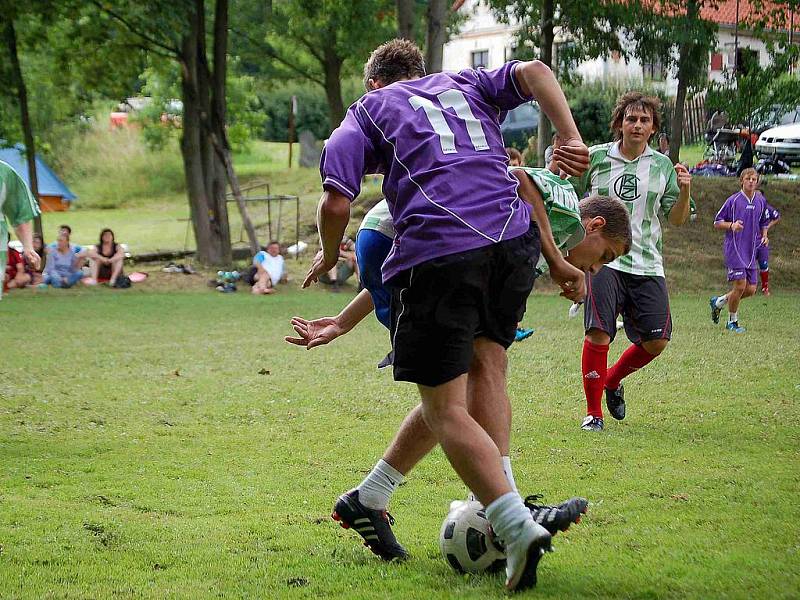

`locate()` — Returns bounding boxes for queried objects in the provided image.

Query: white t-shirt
[253,251,284,284]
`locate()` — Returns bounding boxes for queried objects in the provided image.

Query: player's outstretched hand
[731,220,744,233]
[552,139,589,177]
[549,258,586,303]
[303,250,334,288]
[284,316,343,349]
[675,163,691,191]
[23,248,40,271]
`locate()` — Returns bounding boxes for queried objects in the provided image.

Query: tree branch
[229,27,324,85]
[89,0,180,57]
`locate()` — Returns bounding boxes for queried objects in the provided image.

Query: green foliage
[707,44,800,129]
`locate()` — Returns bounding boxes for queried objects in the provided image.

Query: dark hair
[59,224,72,235]
[98,228,117,257]
[268,240,280,247]
[579,195,632,255]
[363,39,426,91]
[505,147,523,164]
[610,92,662,141]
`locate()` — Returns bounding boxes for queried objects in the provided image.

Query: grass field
[1,285,798,599]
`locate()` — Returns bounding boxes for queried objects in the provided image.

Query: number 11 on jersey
[409,89,490,154]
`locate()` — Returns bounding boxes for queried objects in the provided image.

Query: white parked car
[755,122,800,164]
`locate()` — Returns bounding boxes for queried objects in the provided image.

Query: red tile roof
[700,0,797,30]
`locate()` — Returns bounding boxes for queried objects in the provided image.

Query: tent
[0,144,76,212]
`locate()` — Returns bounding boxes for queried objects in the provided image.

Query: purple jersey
[714,191,770,269]
[320,62,533,282]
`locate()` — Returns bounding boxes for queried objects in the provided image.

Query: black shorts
[584,266,672,344]
[389,224,540,387]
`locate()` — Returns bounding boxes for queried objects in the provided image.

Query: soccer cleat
[504,519,552,592]
[761,285,770,296]
[726,321,746,334]
[580,415,604,432]
[331,489,408,561]
[524,494,589,536]
[605,385,625,420]
[514,327,535,342]
[709,296,722,324]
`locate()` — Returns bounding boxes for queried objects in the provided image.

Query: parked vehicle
[752,105,800,136]
[755,122,800,165]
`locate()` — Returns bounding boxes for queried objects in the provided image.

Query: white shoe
[504,518,552,591]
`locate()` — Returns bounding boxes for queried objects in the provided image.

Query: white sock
[485,492,532,546]
[356,459,404,511]
[502,456,518,494]
[729,311,739,323]
[715,295,728,308]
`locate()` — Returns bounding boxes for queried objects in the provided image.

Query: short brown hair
[610,92,662,141]
[579,195,632,255]
[505,147,523,164]
[363,39,426,91]
[739,167,758,182]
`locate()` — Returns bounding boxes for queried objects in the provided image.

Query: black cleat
[605,384,625,420]
[710,296,722,324]
[331,489,408,561]
[524,495,589,536]
[580,415,604,431]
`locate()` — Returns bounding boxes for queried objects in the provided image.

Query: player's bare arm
[14,221,40,271]
[285,289,376,349]
[668,164,692,226]
[513,61,588,176]
[304,189,351,288]
[512,170,586,302]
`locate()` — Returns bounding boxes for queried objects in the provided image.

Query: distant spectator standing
[252,241,286,295]
[43,233,84,288]
[87,228,125,286]
[0,160,41,300]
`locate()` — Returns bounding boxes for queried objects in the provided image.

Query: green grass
[1,287,798,599]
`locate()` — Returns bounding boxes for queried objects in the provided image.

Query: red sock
[606,344,656,391]
[582,340,608,418]
[760,270,769,287]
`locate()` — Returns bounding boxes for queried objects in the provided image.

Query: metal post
[733,0,740,73]
[295,196,300,260]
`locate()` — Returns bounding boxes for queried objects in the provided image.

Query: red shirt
[5,248,24,279]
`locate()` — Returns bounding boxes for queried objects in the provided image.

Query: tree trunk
[425,0,447,73]
[179,2,231,266]
[211,0,259,255]
[537,0,554,167]
[669,0,699,165]
[323,43,345,129]
[3,19,43,239]
[397,0,415,40]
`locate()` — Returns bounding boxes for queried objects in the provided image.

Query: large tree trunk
[425,0,447,73]
[397,0,415,40]
[323,42,345,129]
[669,0,699,165]
[3,19,43,239]
[211,0,259,255]
[537,0,554,166]
[179,2,231,266]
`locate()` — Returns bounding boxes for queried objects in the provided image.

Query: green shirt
[511,166,584,271]
[0,160,40,252]
[571,142,689,277]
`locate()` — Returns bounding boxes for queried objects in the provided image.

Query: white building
[442,0,798,96]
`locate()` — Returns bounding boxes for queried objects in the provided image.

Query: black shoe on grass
[332,489,408,561]
[524,495,589,536]
[605,384,625,420]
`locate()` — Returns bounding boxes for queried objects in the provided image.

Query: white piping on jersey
[323,176,357,200]
[358,102,518,244]
[508,63,530,103]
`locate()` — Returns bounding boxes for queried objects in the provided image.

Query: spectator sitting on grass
[319,237,358,290]
[4,246,31,292]
[46,224,82,254]
[252,241,286,295]
[30,233,45,285]
[87,228,125,286]
[42,233,84,288]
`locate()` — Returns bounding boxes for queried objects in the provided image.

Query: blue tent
[0,144,76,210]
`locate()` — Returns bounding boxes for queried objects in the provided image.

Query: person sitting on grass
[4,246,31,292]
[710,168,770,333]
[319,237,358,291]
[42,233,85,288]
[87,228,125,287]
[252,241,286,295]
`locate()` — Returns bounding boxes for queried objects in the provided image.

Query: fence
[664,92,707,145]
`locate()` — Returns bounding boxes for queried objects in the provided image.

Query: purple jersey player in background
[756,201,781,295]
[298,39,590,591]
[710,169,770,333]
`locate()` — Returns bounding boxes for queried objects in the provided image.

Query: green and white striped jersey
[511,166,584,271]
[0,160,40,253]
[570,142,686,277]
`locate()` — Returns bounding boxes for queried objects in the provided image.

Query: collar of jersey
[608,141,654,163]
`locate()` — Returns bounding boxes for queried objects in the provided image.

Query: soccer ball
[439,500,505,573]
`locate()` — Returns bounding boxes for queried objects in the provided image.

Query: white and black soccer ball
[439,500,505,573]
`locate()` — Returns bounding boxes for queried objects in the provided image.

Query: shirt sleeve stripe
[509,62,534,102]
[322,176,356,201]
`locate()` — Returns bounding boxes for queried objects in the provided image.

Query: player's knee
[641,339,668,356]
[471,339,507,376]
[742,285,757,298]
[585,329,610,346]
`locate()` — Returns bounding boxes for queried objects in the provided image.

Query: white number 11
[409,89,489,154]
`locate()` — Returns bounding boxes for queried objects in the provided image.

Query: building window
[471,50,489,69]
[736,47,759,75]
[710,53,723,72]
[642,55,667,82]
